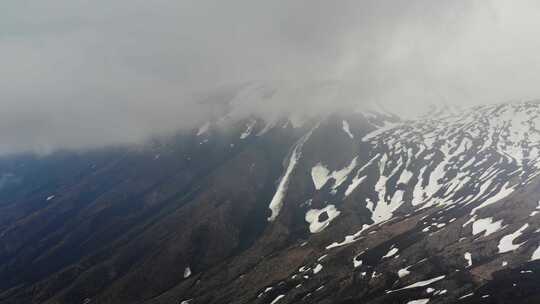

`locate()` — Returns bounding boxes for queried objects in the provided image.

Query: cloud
[2,0,540,154]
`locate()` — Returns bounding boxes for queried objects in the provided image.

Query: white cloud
[2,0,540,154]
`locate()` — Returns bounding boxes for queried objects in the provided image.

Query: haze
[2,0,540,154]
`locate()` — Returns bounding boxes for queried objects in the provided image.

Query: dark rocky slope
[2,101,540,304]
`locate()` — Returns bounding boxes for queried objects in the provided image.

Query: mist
[2,0,540,155]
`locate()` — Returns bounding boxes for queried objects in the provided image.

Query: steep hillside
[2,101,540,304]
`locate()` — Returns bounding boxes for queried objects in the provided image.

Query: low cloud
[2,0,540,154]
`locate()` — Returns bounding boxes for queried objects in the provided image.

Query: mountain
[2,101,540,304]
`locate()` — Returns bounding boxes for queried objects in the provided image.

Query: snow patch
[382,247,399,259]
[464,252,472,268]
[313,264,323,274]
[370,154,405,223]
[270,295,285,304]
[342,120,354,138]
[388,275,446,293]
[498,224,529,253]
[353,258,363,268]
[311,157,358,191]
[407,299,430,304]
[268,129,315,221]
[311,164,331,190]
[183,267,192,278]
[196,122,210,136]
[398,267,411,278]
[472,217,504,237]
[305,204,341,233]
[459,292,474,299]
[344,154,379,197]
[530,245,540,261]
[345,176,366,197]
[240,120,256,139]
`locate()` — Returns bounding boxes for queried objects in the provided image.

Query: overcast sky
[2,0,540,154]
